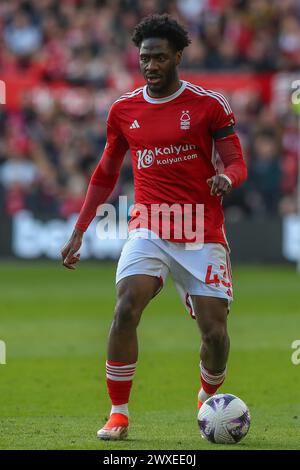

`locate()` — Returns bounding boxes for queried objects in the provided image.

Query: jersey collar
[143,80,187,104]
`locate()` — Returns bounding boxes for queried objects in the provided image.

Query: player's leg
[107,274,160,363]
[98,274,160,441]
[169,242,232,412]
[191,295,229,409]
[98,235,170,440]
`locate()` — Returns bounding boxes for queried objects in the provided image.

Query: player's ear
[175,50,183,66]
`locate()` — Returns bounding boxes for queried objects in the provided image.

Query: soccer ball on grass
[197,393,251,444]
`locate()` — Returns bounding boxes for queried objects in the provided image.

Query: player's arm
[207,127,247,196]
[207,98,248,197]
[61,116,129,269]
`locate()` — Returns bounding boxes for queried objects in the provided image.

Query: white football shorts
[116,229,233,319]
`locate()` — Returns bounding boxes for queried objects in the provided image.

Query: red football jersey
[105,80,238,245]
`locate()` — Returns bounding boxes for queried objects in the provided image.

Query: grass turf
[0,262,299,450]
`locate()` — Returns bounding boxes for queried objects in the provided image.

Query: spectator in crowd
[4,10,42,57]
[247,134,281,215]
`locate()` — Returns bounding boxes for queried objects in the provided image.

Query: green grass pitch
[0,261,299,450]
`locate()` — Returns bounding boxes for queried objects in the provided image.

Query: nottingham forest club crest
[180,110,190,130]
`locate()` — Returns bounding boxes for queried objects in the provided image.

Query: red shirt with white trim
[103,80,246,245]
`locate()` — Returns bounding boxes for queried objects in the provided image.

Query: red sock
[106,361,136,407]
[200,361,226,395]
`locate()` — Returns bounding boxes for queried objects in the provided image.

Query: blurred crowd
[0,0,299,221]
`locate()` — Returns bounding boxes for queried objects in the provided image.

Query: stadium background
[0,0,300,450]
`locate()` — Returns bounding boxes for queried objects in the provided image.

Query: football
[197,394,251,444]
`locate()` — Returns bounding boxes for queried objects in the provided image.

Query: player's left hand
[207,175,232,197]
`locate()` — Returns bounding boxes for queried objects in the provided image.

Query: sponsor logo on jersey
[136,144,197,169]
[137,149,155,169]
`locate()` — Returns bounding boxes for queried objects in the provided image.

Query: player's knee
[202,325,228,348]
[113,293,142,330]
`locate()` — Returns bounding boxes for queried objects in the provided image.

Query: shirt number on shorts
[205,264,232,288]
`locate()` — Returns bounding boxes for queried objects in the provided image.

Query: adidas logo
[130,120,140,129]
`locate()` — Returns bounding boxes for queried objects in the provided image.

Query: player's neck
[147,79,182,99]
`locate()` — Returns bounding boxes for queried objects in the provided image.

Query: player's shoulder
[107,86,144,125]
[184,81,232,115]
[112,86,144,109]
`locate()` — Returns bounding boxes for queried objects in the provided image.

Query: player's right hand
[61,229,83,270]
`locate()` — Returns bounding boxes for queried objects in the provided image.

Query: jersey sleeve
[209,94,236,138]
[207,94,247,188]
[215,134,248,188]
[99,103,129,175]
[75,103,129,232]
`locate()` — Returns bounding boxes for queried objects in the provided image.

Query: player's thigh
[115,237,170,319]
[170,242,232,324]
[115,274,162,317]
[116,236,169,286]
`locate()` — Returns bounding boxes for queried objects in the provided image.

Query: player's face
[139,38,182,96]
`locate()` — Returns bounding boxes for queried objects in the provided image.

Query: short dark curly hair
[132,14,191,51]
